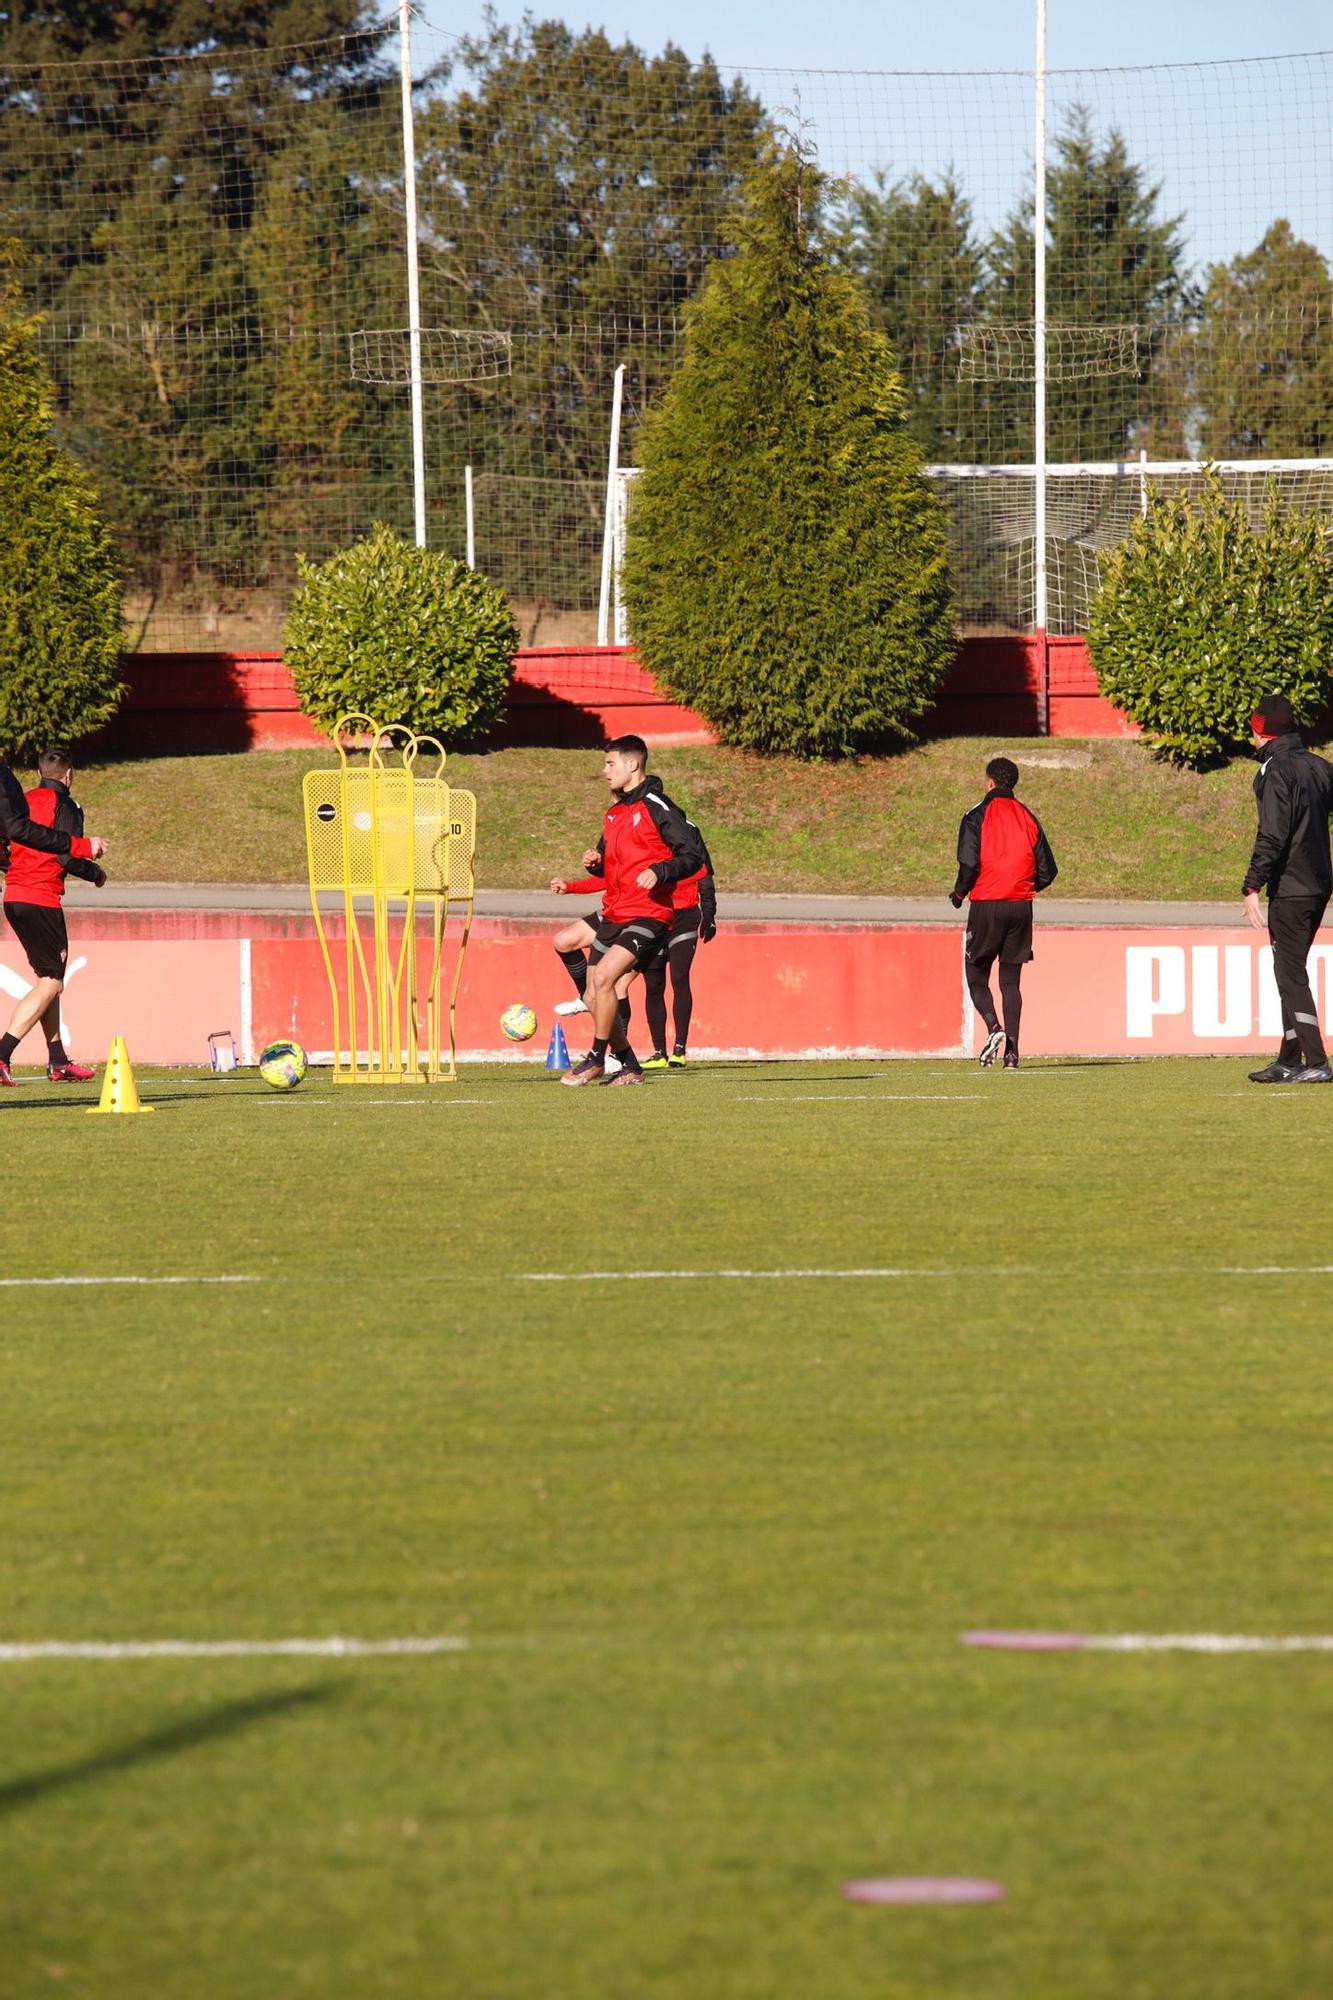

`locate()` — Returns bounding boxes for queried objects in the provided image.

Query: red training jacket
[593,780,703,923]
[4,782,96,907]
[952,790,1058,903]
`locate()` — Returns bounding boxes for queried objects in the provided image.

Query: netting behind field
[2,19,1331,646]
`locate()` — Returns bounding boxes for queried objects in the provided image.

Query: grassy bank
[61,739,1259,898]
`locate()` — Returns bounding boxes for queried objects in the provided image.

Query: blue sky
[417,0,1329,75]
[411,3,1333,271]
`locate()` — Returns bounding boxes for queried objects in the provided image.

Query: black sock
[0,1034,17,1064]
[618,1045,642,1073]
[46,1039,68,1066]
[558,949,588,996]
[591,1036,609,1062]
[616,995,631,1031]
[998,965,1023,1051]
[672,1043,687,1057]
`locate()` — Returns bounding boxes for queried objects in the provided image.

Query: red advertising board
[0,918,1307,1068]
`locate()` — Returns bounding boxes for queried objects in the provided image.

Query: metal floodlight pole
[464,464,475,568]
[1033,0,1049,732]
[399,0,427,548]
[597,363,626,646]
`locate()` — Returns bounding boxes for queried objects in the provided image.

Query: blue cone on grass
[545,1022,571,1072]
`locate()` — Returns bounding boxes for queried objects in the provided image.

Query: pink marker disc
[843,1877,1006,1906]
[961,1630,1087,1651]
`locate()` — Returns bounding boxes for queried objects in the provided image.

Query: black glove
[949,892,964,909]
[92,866,107,888]
[700,916,716,943]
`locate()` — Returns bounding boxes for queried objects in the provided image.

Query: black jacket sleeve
[696,833,717,935]
[643,790,705,885]
[1243,765,1294,894]
[0,766,73,856]
[1033,821,1058,892]
[951,802,984,900]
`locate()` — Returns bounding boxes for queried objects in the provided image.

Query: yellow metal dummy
[302,717,477,1081]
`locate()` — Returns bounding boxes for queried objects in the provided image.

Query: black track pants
[1268,895,1328,1066]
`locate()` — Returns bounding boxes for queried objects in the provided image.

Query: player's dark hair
[986,756,1019,791]
[605,733,648,767]
[38,747,72,777]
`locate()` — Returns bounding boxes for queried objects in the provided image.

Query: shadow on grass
[0,1093,206,1112]
[0,1684,337,1818]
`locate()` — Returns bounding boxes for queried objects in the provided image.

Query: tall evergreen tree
[842,170,986,460]
[0,239,122,757]
[982,109,1188,461]
[414,19,767,487]
[1189,221,1333,457]
[621,143,955,757]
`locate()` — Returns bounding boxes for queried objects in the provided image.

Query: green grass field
[61,739,1263,898]
[3,1057,1331,1999]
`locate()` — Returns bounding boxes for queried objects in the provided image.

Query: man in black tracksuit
[1242,694,1333,1084]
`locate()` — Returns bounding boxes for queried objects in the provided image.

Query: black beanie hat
[1251,695,1296,738]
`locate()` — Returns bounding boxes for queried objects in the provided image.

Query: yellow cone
[86,1034,155,1116]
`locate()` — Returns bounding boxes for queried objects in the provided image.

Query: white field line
[1093,1635,1333,1653]
[0,1635,467,1663]
[521,1265,1333,1283]
[731,1093,981,1103]
[253,1097,495,1107]
[965,1632,1333,1655]
[0,1274,259,1289]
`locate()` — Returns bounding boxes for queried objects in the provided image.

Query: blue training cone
[545,1022,571,1072]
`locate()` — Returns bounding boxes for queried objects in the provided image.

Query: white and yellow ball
[500,1003,537,1043]
[259,1039,308,1089]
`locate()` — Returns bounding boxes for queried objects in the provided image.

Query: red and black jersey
[0,764,89,867]
[952,788,1058,903]
[4,780,102,908]
[589,778,704,923]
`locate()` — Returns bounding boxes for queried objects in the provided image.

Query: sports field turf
[3,1056,1331,1998]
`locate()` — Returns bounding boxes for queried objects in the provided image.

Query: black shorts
[642,905,702,970]
[588,914,671,968]
[4,902,69,981]
[964,899,1033,969]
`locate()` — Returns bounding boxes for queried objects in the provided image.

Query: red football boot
[47,1060,96,1082]
[0,1061,17,1088]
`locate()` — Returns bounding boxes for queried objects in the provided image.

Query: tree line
[2,3,1330,618]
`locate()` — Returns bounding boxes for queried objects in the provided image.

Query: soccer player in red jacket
[0,749,107,1085]
[560,736,704,1087]
[950,756,1058,1070]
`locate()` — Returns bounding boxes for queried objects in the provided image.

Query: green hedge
[621,145,955,757]
[1088,473,1333,763]
[284,524,518,742]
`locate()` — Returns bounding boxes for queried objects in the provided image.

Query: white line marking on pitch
[521,1265,1333,1283]
[254,1098,495,1107]
[732,1093,981,1103]
[963,1631,1333,1654]
[0,1275,260,1289]
[0,1635,468,1663]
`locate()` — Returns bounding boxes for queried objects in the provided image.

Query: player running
[641,810,716,1070]
[561,736,703,1088]
[950,755,1057,1070]
[0,748,107,1084]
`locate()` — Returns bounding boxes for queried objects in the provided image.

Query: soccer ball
[500,1003,537,1043]
[259,1039,308,1089]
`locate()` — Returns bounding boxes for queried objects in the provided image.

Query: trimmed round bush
[0,240,123,759]
[620,145,955,758]
[1088,473,1333,764]
[284,524,519,742]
